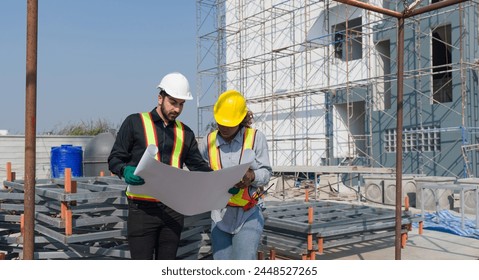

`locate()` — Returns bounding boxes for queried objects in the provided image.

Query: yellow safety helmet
[214,90,248,127]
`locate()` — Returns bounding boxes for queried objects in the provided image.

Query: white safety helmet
[157,72,193,100]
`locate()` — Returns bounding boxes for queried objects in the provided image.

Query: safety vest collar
[215,127,247,148]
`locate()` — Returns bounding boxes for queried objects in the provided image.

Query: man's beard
[160,103,178,122]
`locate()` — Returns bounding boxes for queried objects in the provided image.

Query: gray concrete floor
[315,228,479,260]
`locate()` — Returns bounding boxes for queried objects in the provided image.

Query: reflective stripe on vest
[126,112,185,201]
[140,112,159,160]
[207,127,256,207]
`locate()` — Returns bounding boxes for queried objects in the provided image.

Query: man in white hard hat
[108,72,212,260]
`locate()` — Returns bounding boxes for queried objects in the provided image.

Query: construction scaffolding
[196,0,479,177]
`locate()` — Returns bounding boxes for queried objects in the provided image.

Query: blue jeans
[211,209,264,260]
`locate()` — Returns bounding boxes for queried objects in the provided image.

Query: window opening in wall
[334,32,343,59]
[384,126,440,153]
[376,40,391,110]
[432,24,452,103]
[332,17,362,61]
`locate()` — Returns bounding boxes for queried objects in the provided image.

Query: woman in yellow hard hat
[199,90,272,260]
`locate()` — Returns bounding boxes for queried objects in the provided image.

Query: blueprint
[130,144,253,216]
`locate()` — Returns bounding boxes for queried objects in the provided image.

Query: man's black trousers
[127,199,184,260]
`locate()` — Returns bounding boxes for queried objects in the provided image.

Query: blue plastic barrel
[50,144,83,178]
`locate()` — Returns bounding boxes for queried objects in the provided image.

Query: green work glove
[228,187,240,195]
[123,166,145,185]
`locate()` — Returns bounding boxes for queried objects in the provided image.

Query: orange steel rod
[4,162,12,189]
[401,233,407,248]
[307,207,314,252]
[66,169,77,206]
[308,207,313,224]
[419,221,424,234]
[65,209,73,236]
[308,207,313,246]
[61,169,71,219]
[6,162,12,182]
[20,214,25,236]
[269,249,276,260]
[62,168,77,223]
[61,202,67,220]
[100,170,105,177]
[307,234,313,251]
[309,251,316,260]
[405,196,413,231]
[64,168,74,235]
[64,168,72,192]
[317,237,324,254]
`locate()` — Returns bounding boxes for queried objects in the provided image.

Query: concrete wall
[0,135,93,182]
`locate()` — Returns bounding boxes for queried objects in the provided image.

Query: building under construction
[196,0,479,178]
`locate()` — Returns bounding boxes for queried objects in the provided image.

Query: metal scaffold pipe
[334,0,402,18]
[395,17,405,260]
[24,0,38,260]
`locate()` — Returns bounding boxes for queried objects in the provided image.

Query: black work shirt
[108,107,212,177]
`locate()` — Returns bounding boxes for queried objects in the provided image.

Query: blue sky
[0,1,201,134]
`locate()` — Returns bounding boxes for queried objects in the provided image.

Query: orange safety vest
[126,112,185,201]
[207,127,256,207]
